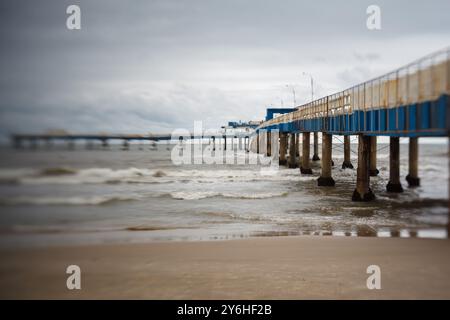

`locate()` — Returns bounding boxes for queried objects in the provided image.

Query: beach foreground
[1,236,450,299]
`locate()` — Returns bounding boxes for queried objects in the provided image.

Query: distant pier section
[11,120,262,150]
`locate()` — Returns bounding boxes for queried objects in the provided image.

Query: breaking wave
[169,191,288,200]
[0,167,310,185]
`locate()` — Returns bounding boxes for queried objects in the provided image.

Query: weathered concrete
[300,132,313,174]
[352,135,375,201]
[288,133,297,168]
[256,132,260,154]
[369,136,379,176]
[266,131,271,157]
[295,133,300,157]
[279,133,287,166]
[318,133,335,186]
[341,135,354,169]
[386,137,404,193]
[406,137,420,187]
[312,132,320,161]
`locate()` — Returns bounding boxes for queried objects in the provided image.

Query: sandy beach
[1,236,450,299]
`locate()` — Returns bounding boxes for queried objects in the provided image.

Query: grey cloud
[1,0,450,137]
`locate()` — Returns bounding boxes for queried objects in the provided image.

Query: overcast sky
[1,0,450,138]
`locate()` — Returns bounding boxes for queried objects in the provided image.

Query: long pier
[10,132,254,151]
[254,48,450,202]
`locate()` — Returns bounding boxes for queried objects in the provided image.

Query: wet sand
[1,236,450,299]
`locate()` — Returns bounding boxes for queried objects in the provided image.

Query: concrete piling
[279,133,287,166]
[266,131,271,157]
[369,136,379,176]
[386,137,404,193]
[300,132,313,174]
[288,133,297,168]
[256,131,260,154]
[406,137,420,187]
[352,135,375,201]
[312,132,320,161]
[318,133,335,186]
[341,135,353,169]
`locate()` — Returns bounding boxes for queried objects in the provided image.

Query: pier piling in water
[352,135,375,201]
[386,137,404,193]
[256,131,260,154]
[369,136,379,176]
[342,135,353,169]
[266,131,271,157]
[288,133,297,168]
[312,132,320,161]
[300,132,313,174]
[279,133,287,166]
[406,137,420,187]
[318,133,335,186]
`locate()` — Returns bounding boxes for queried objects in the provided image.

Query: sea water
[0,138,448,247]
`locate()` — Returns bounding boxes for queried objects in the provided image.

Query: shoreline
[1,235,450,299]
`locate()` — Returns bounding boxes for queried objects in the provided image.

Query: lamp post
[286,84,297,107]
[302,72,314,103]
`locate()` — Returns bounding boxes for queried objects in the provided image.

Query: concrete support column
[352,135,375,201]
[318,133,335,186]
[406,137,420,187]
[239,137,242,150]
[212,137,216,151]
[369,136,379,176]
[223,136,227,151]
[256,132,260,154]
[288,133,297,168]
[312,132,320,161]
[279,133,287,166]
[266,131,271,157]
[386,137,404,193]
[342,135,353,169]
[295,133,300,157]
[300,132,313,174]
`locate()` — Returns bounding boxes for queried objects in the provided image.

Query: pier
[253,48,450,204]
[10,132,255,152]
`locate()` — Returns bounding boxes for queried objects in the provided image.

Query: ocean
[0,138,448,248]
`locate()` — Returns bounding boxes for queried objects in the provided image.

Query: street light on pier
[302,72,314,103]
[285,84,297,108]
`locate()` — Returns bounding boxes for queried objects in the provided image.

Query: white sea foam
[170,191,289,200]
[0,167,315,185]
[0,195,139,206]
